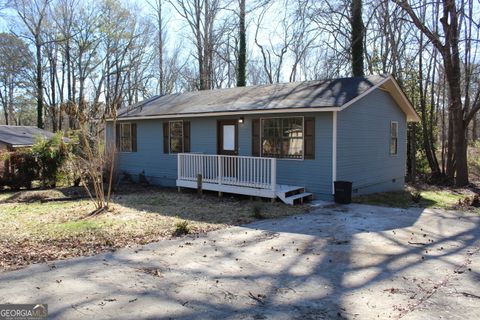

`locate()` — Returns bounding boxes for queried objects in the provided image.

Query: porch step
[282,192,313,205]
[275,185,312,205]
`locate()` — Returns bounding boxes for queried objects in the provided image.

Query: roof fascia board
[386,76,421,122]
[108,106,342,121]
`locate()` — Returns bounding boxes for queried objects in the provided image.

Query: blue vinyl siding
[108,113,334,199]
[337,88,407,195]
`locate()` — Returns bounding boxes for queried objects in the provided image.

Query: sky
[0,0,302,81]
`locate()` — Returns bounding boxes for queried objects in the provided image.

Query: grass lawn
[0,186,308,272]
[353,186,479,212]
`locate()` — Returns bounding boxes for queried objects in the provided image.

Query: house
[0,125,57,151]
[106,74,419,204]
[0,125,58,180]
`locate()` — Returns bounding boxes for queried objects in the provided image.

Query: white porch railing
[177,153,277,191]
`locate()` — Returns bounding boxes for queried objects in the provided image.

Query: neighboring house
[0,125,57,179]
[0,125,56,151]
[106,74,419,204]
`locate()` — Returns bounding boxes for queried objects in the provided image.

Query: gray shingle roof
[117,74,388,119]
[0,125,56,147]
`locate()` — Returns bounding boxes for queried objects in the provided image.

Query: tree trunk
[50,48,58,132]
[409,123,417,183]
[473,115,478,141]
[1,86,8,125]
[36,41,44,129]
[8,81,14,125]
[446,111,455,179]
[418,35,441,178]
[158,0,164,95]
[236,0,246,87]
[350,0,365,76]
[442,1,468,186]
[70,58,77,129]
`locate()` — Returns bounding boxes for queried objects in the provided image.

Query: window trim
[390,121,398,156]
[118,122,135,153]
[260,116,305,161]
[169,120,184,154]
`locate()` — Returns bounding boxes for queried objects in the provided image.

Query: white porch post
[332,111,337,194]
[218,155,223,185]
[177,154,182,180]
[271,158,277,192]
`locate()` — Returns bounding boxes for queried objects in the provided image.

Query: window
[390,121,398,155]
[163,120,190,154]
[261,117,303,159]
[169,120,183,153]
[116,123,137,152]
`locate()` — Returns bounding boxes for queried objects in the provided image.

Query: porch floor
[176,179,312,205]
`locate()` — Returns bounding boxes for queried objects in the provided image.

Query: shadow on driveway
[0,203,479,319]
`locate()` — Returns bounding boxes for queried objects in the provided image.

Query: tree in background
[11,0,51,129]
[147,0,166,95]
[170,0,225,90]
[350,0,364,76]
[236,0,246,87]
[0,33,32,125]
[394,0,480,186]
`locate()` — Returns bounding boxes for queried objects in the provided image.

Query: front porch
[176,153,313,205]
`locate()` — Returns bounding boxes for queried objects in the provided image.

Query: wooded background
[0,0,479,186]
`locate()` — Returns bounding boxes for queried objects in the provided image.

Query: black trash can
[334,181,352,204]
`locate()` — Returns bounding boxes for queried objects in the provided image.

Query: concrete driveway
[0,203,479,319]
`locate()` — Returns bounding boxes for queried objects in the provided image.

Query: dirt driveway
[0,203,479,319]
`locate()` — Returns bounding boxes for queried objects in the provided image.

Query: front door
[217,120,238,155]
[217,120,238,181]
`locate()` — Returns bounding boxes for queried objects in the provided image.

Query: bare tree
[350,0,365,76]
[170,0,224,90]
[0,33,32,125]
[146,0,167,95]
[254,2,293,83]
[394,0,480,186]
[236,0,246,86]
[11,0,51,129]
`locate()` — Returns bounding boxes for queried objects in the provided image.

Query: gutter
[107,106,343,122]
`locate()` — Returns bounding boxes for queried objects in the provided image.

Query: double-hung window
[116,123,137,152]
[169,120,184,153]
[163,120,191,154]
[390,121,398,155]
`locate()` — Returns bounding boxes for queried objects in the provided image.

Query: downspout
[332,111,337,194]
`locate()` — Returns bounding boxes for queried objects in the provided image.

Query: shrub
[173,220,190,236]
[0,133,71,190]
[459,194,480,208]
[411,191,422,203]
[1,151,37,190]
[472,194,480,207]
[31,133,69,188]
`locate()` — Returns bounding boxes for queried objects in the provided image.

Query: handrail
[177,153,277,190]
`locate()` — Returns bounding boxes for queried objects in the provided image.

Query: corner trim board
[332,111,337,194]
